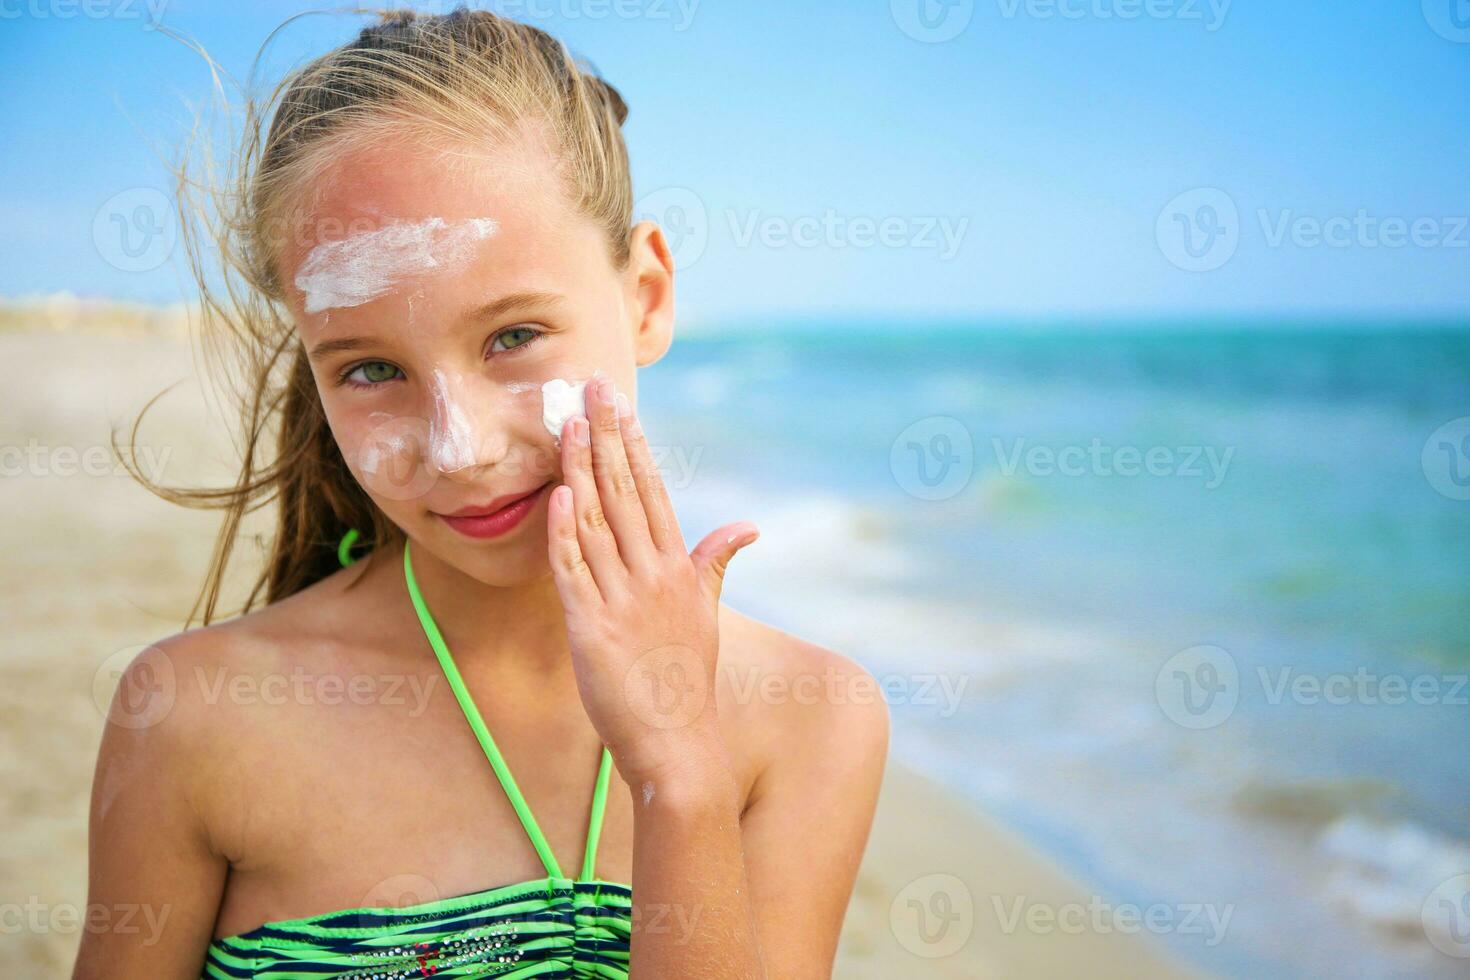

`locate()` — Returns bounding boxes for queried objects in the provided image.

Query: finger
[584,374,658,573]
[547,483,606,610]
[615,392,685,555]
[691,521,760,604]
[561,414,628,595]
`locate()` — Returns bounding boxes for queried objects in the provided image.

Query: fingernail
[615,391,631,419]
[601,377,617,405]
[576,417,591,447]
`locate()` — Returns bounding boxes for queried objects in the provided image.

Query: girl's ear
[627,219,676,367]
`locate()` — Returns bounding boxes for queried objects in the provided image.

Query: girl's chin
[413,516,552,575]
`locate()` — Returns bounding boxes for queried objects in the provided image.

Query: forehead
[276,130,604,318]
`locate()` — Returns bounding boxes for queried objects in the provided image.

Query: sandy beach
[0,316,1194,978]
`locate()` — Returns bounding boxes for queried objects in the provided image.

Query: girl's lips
[436,482,551,539]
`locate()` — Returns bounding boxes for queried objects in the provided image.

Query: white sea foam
[1318,816,1470,936]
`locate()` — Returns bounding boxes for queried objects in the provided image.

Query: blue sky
[1,0,1467,323]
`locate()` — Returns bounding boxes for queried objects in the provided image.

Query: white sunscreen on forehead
[295,216,500,314]
[541,378,589,438]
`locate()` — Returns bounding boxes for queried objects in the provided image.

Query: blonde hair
[128,7,633,624]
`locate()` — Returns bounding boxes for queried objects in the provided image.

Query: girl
[73,8,888,980]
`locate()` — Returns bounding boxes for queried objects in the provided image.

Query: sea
[641,319,1470,980]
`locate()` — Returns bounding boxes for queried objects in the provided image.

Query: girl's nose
[426,368,509,477]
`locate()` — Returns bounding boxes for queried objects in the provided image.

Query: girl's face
[277,131,670,584]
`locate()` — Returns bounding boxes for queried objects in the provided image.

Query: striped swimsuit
[201,541,633,979]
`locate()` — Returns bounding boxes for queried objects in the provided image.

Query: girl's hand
[547,372,758,788]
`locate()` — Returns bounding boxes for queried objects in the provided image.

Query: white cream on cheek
[351,347,594,483]
[294,216,500,314]
[359,379,564,481]
[358,411,408,476]
[540,377,589,439]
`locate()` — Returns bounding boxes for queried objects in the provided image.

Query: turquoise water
[659,321,1470,664]
[644,321,1470,979]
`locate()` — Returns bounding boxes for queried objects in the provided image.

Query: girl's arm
[72,639,228,980]
[545,373,887,977]
[621,733,767,977]
[546,381,766,975]
[734,648,890,977]
[625,649,889,978]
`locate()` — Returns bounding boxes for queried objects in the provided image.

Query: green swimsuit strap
[338,528,363,568]
[402,541,614,882]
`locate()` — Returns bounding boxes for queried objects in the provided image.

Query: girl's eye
[343,361,403,386]
[490,325,540,354]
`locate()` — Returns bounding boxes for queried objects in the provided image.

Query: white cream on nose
[428,368,480,473]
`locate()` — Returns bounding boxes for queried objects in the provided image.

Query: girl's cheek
[325,361,610,503]
[347,410,441,502]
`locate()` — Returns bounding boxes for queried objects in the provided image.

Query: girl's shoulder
[135,568,379,698]
[97,569,404,854]
[717,604,880,695]
[104,564,398,763]
[715,604,891,785]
